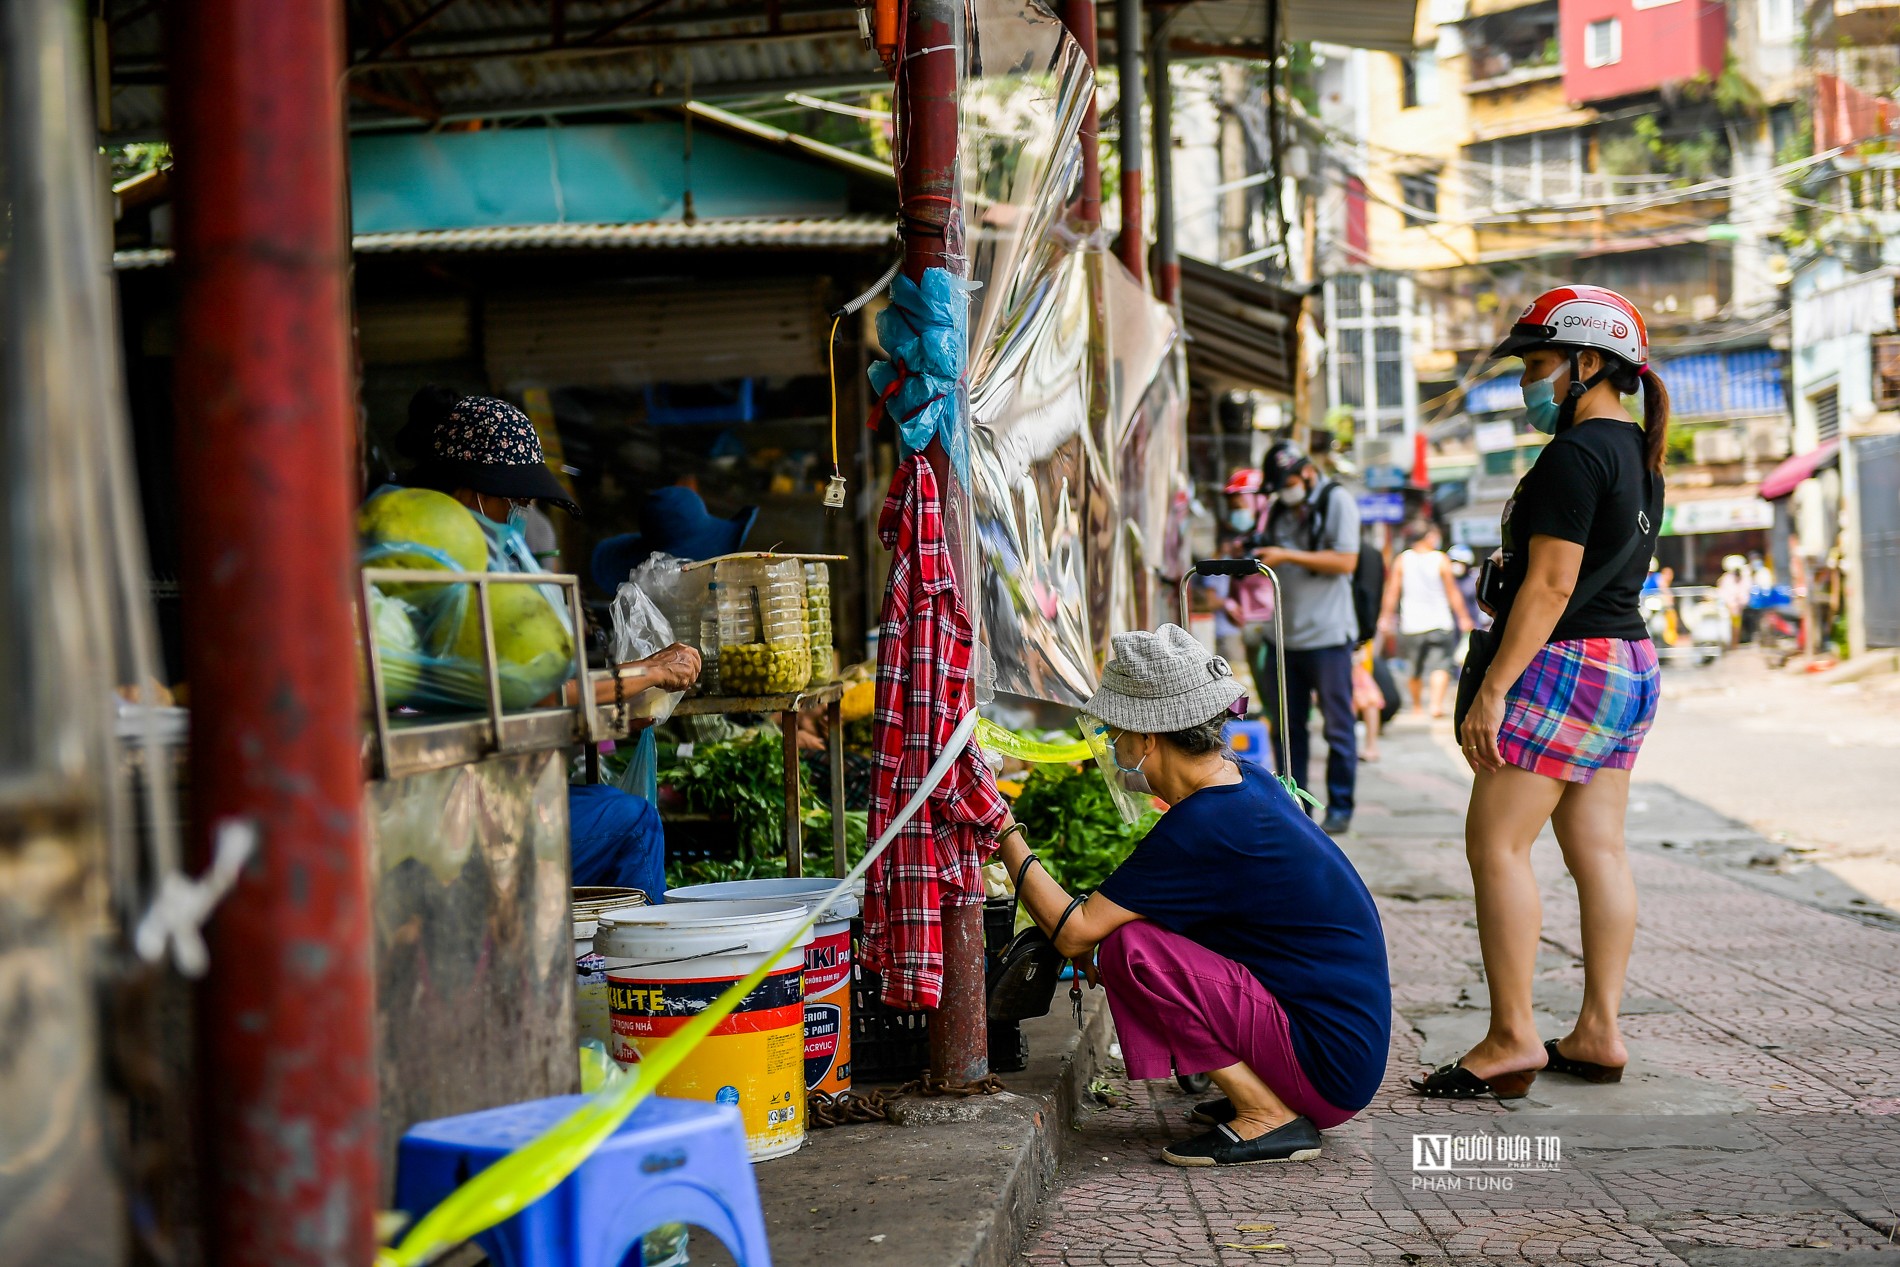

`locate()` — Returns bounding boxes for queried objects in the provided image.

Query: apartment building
[1312,0,1802,573]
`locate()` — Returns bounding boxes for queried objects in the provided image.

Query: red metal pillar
[1063,0,1103,226]
[1149,12,1180,306]
[896,0,987,1083]
[169,0,378,1262]
[1115,0,1145,281]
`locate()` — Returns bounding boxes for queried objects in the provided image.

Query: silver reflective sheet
[960,0,1188,706]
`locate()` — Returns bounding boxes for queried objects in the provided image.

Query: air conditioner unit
[1693,426,1745,464]
[1744,420,1793,461]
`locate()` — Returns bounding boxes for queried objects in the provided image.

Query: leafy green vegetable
[1009,762,1159,892]
[658,731,869,890]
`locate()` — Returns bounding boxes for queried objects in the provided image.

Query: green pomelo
[357,488,487,601]
[437,583,576,710]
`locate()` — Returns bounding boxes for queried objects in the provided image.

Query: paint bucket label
[609,965,806,1159]
[802,925,853,1093]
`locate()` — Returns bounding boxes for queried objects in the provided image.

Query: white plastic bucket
[597,900,813,1160]
[667,879,863,1095]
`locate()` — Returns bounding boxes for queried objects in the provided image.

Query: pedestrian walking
[1412,285,1667,1099]
[1218,468,1274,707]
[1248,442,1363,834]
[1379,520,1472,719]
[990,626,1391,1166]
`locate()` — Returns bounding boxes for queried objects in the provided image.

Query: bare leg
[1460,764,1566,1079]
[1549,767,1636,1068]
[1204,1060,1297,1138]
[1408,672,1424,711]
[1360,704,1381,760]
[1428,668,1452,718]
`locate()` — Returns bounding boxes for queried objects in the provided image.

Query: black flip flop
[1408,1062,1538,1100]
[1543,1038,1624,1084]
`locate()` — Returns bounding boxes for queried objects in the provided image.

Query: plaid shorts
[1497,637,1660,784]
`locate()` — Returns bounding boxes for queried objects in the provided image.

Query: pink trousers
[1097,921,1357,1130]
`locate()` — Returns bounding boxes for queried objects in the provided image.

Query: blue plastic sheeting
[869,269,977,478]
[1653,349,1785,419]
[349,124,846,233]
[1465,348,1785,420]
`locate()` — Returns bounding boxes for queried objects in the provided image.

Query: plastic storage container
[804,561,835,686]
[716,557,810,694]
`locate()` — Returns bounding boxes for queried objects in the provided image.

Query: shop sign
[1358,492,1408,524]
[1660,498,1775,536]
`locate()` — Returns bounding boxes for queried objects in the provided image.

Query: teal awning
[349,122,848,234]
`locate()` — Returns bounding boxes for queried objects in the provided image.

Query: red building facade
[1560,0,1727,104]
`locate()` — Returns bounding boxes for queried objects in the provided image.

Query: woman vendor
[398,394,705,897]
[992,624,1392,1167]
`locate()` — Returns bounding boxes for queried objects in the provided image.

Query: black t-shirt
[1498,418,1662,642]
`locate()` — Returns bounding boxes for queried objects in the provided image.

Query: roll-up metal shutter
[357,296,473,364]
[484,280,824,388]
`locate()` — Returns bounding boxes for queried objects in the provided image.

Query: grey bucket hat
[1084,624,1245,734]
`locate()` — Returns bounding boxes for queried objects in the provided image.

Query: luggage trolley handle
[1178,559,1292,788]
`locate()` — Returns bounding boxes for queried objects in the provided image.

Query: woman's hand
[1459,683,1508,774]
[1075,951,1100,988]
[631,643,702,692]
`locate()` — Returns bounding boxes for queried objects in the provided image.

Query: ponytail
[1639,367,1671,474]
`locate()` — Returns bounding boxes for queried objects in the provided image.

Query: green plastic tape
[974,717,1091,764]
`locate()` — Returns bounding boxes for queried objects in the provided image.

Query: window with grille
[1875,337,1900,410]
[1324,272,1416,436]
[1585,19,1621,68]
[1461,132,1586,213]
[1400,172,1440,226]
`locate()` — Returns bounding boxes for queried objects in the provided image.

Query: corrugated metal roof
[1178,255,1304,396]
[114,216,896,269]
[1102,0,1423,57]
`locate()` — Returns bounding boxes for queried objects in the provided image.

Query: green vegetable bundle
[1008,762,1160,893]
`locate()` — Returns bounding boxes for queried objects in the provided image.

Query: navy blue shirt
[1095,761,1392,1109]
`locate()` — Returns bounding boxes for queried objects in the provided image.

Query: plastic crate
[849,904,1032,1082]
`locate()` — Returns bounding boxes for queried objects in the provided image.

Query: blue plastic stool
[395,1095,772,1267]
[1225,718,1272,767]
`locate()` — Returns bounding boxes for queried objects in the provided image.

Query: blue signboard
[1357,492,1407,524]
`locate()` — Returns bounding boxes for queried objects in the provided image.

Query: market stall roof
[114,215,896,270]
[1178,255,1305,397]
[104,0,1424,140]
[1758,439,1842,502]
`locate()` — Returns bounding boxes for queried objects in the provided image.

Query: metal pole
[1063,0,1102,226]
[897,0,986,1083]
[1149,12,1179,305]
[169,0,378,1260]
[1115,0,1145,281]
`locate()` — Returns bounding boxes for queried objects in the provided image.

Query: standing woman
[1379,520,1472,719]
[1412,286,1667,1099]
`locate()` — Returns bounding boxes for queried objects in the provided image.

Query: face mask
[1523,361,1567,435]
[1279,481,1308,508]
[1228,509,1254,532]
[1108,731,1154,795]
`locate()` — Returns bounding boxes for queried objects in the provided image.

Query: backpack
[1267,481,1378,646]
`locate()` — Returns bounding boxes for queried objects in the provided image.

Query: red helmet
[1224,468,1263,495]
[1490,285,1648,369]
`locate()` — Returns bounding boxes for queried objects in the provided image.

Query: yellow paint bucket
[596,900,812,1160]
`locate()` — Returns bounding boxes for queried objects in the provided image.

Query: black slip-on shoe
[1321,812,1352,835]
[1162,1117,1323,1168]
[1187,1097,1236,1126]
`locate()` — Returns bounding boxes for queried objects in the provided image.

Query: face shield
[1078,714,1156,825]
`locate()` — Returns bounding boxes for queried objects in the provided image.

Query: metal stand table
[672,681,850,877]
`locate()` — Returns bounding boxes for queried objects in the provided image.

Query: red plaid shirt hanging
[860,455,1007,1010]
